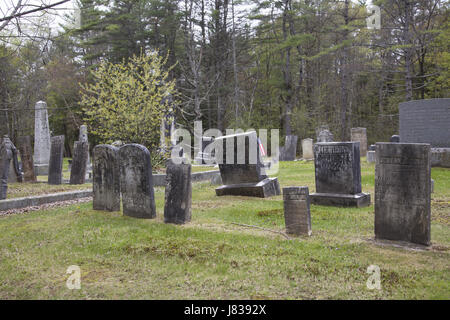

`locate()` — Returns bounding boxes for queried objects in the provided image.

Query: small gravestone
[48,135,65,185]
[70,141,89,184]
[93,145,121,212]
[0,136,19,199]
[215,131,280,197]
[119,144,156,218]
[317,129,334,142]
[283,186,311,236]
[367,144,376,163]
[2,136,22,185]
[279,135,298,161]
[164,160,192,224]
[351,127,367,156]
[310,142,370,207]
[302,138,314,160]
[17,136,36,182]
[375,143,431,246]
[390,135,400,143]
[33,101,51,175]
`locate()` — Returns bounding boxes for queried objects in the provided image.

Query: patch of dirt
[0,197,92,217]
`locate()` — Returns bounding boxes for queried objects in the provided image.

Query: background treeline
[0,0,448,156]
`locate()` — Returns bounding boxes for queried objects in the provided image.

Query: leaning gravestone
[279,135,298,161]
[17,136,36,182]
[310,142,370,207]
[302,138,314,160]
[93,145,120,212]
[351,127,367,156]
[215,131,281,197]
[70,141,89,184]
[164,160,192,224]
[34,101,51,175]
[48,135,65,185]
[119,144,156,218]
[375,143,431,246]
[317,129,334,142]
[283,186,311,236]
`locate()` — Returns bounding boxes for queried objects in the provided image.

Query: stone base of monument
[34,164,49,176]
[310,192,370,207]
[215,177,281,198]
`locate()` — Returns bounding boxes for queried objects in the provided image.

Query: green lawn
[0,160,448,299]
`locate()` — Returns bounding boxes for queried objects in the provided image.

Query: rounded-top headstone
[390,135,400,143]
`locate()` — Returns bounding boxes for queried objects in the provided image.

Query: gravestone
[375,143,431,246]
[317,129,334,142]
[215,131,281,198]
[34,101,51,175]
[48,135,65,185]
[310,142,370,207]
[79,125,92,174]
[390,135,400,143]
[351,127,367,156]
[302,138,314,160]
[283,186,311,236]
[164,160,192,224]
[119,144,156,218]
[70,141,89,184]
[17,136,36,182]
[0,136,20,199]
[93,145,121,212]
[431,148,450,168]
[367,144,376,163]
[2,136,22,185]
[279,135,298,161]
[195,136,215,164]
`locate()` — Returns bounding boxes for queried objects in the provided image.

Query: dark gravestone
[399,98,450,147]
[164,160,192,224]
[310,142,370,207]
[390,135,400,143]
[375,143,431,246]
[48,135,65,185]
[17,136,36,182]
[283,186,311,236]
[70,141,89,184]
[215,131,280,198]
[279,135,298,161]
[93,145,120,212]
[195,136,215,164]
[119,144,156,218]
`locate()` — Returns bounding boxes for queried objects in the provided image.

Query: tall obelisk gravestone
[34,101,51,176]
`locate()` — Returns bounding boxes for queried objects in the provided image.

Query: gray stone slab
[399,98,450,147]
[279,135,298,161]
[375,143,431,246]
[34,101,51,168]
[70,141,89,185]
[431,148,450,168]
[17,136,36,182]
[93,145,120,212]
[351,127,367,156]
[310,192,370,207]
[301,138,314,160]
[164,160,192,224]
[367,151,376,163]
[283,186,311,236]
[119,144,156,219]
[215,177,281,198]
[48,135,65,185]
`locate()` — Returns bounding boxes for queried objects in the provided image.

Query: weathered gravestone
[79,125,92,175]
[310,142,370,207]
[215,131,281,198]
[93,145,120,212]
[302,138,314,160]
[119,144,156,218]
[351,127,368,156]
[283,186,311,236]
[2,136,23,185]
[317,129,334,142]
[70,141,89,184]
[48,135,65,185]
[375,143,431,246]
[390,135,400,143]
[279,135,298,161]
[195,136,215,164]
[164,160,192,224]
[34,101,51,176]
[367,144,376,163]
[17,136,36,182]
[0,136,22,199]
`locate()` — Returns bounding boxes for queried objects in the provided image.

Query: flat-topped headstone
[79,125,92,174]
[70,141,89,184]
[164,160,192,224]
[351,127,367,156]
[17,136,36,182]
[375,143,431,246]
[93,145,120,212]
[34,101,51,175]
[283,186,311,236]
[279,135,298,161]
[302,138,314,160]
[390,135,400,143]
[48,135,65,185]
[317,129,334,142]
[215,131,280,198]
[367,151,376,163]
[431,148,450,168]
[310,142,370,207]
[119,144,156,218]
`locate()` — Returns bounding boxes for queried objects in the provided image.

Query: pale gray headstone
[34,101,51,174]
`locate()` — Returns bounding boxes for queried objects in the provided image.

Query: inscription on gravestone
[119,144,156,218]
[48,135,65,185]
[164,160,192,224]
[93,145,120,212]
[375,143,431,246]
[283,186,311,236]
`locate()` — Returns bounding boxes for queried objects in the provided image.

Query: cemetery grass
[0,161,449,299]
